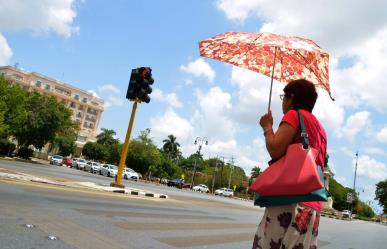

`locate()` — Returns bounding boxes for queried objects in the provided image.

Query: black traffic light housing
[126,67,154,103]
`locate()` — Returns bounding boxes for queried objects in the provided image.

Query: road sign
[346,193,353,203]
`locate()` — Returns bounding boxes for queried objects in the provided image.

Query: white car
[123,167,139,181]
[341,210,351,217]
[50,155,63,166]
[193,184,209,193]
[100,164,118,177]
[222,188,234,197]
[84,161,101,173]
[75,158,88,170]
[215,188,234,197]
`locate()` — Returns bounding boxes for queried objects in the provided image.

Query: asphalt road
[0,159,386,249]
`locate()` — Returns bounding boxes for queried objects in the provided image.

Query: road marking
[75,208,233,220]
[156,233,254,247]
[114,222,257,230]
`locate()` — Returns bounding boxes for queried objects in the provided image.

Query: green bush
[17,147,34,159]
[0,139,16,156]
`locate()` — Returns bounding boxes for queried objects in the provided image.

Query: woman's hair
[283,79,318,112]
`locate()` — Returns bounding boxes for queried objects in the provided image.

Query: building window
[70,102,76,108]
[13,74,23,80]
[77,112,82,118]
[45,84,51,90]
[78,105,84,111]
[89,123,94,129]
[82,97,88,103]
[74,94,79,100]
[35,80,42,87]
[77,135,87,142]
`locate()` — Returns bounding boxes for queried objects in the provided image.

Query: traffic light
[126,67,154,103]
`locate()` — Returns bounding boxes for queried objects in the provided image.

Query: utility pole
[227,156,234,189]
[211,156,219,193]
[350,152,359,220]
[191,137,208,188]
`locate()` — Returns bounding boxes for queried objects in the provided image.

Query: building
[0,66,104,154]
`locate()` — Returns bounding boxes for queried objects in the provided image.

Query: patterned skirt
[252,203,320,249]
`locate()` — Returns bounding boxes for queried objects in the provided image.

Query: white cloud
[180,58,216,83]
[216,0,387,56]
[229,66,284,126]
[184,78,193,86]
[193,87,235,141]
[341,111,370,139]
[152,88,182,108]
[216,0,262,21]
[107,95,124,106]
[0,34,12,66]
[98,84,121,95]
[87,89,100,98]
[150,109,194,142]
[355,155,387,180]
[376,126,387,143]
[0,0,80,38]
[364,147,387,157]
[216,1,387,112]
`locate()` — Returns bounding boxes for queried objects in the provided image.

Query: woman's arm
[259,111,297,161]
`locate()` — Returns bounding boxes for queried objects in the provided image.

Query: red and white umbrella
[199,32,332,110]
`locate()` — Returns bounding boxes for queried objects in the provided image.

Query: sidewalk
[0,165,168,199]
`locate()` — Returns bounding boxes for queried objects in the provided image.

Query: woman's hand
[259,111,273,131]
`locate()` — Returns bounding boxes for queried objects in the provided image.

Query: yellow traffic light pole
[112,99,138,187]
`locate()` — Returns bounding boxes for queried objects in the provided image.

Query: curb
[126,190,168,199]
[0,169,169,199]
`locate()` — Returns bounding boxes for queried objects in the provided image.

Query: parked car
[100,164,118,177]
[215,188,234,197]
[341,210,351,217]
[167,179,190,189]
[63,157,72,167]
[84,161,101,173]
[193,184,209,193]
[71,158,79,168]
[74,158,88,170]
[49,155,63,166]
[160,178,169,185]
[123,167,139,181]
[222,188,234,197]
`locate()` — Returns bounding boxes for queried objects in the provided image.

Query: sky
[0,0,386,213]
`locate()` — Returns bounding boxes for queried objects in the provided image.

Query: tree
[250,166,262,178]
[11,92,74,149]
[82,142,107,161]
[96,128,118,146]
[162,134,181,161]
[375,179,387,213]
[137,128,153,146]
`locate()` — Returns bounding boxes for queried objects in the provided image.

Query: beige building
[0,66,104,153]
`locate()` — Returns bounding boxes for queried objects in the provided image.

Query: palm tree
[162,134,180,161]
[96,128,117,146]
[251,166,262,178]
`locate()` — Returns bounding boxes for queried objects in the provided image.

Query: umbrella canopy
[199,32,332,107]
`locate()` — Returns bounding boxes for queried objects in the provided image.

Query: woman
[252,79,327,249]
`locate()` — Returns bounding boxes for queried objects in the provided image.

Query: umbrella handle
[267,47,278,113]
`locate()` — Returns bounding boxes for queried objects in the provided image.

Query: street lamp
[350,152,359,220]
[191,137,208,188]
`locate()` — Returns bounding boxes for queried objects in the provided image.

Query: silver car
[100,164,118,177]
[50,155,63,166]
[75,158,88,170]
[84,161,101,173]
